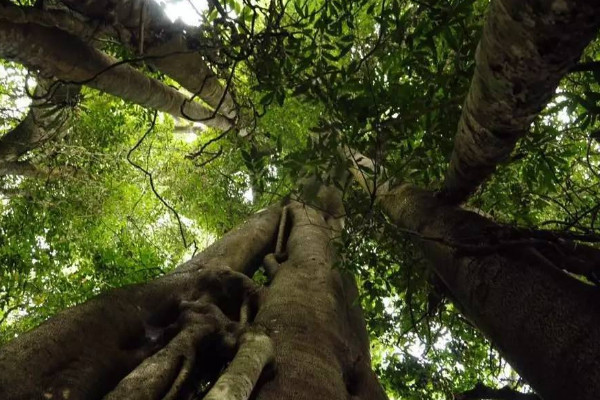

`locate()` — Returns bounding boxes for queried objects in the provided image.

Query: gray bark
[441,0,600,203]
[0,21,232,130]
[253,200,387,400]
[380,184,600,400]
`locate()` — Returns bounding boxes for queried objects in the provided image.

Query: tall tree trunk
[253,201,387,400]
[441,0,600,203]
[380,184,600,400]
[0,196,386,398]
[0,21,232,130]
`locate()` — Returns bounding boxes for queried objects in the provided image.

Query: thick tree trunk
[0,198,386,399]
[441,0,600,203]
[0,21,232,130]
[58,0,237,118]
[0,206,280,399]
[380,184,600,400]
[253,202,388,400]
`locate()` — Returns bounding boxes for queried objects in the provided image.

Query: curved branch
[0,78,80,163]
[0,21,232,130]
[59,0,237,118]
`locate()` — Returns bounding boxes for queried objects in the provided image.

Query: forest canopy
[1,0,600,399]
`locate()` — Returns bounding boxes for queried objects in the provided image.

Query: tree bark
[58,0,237,118]
[253,201,388,400]
[0,206,281,399]
[380,184,600,400]
[0,21,232,130]
[441,0,600,203]
[0,197,386,399]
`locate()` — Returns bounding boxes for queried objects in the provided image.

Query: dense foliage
[1,0,599,398]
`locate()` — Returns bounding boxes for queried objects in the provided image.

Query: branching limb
[441,0,600,204]
[0,77,80,164]
[344,145,391,199]
[0,21,232,129]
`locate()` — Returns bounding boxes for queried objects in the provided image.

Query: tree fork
[0,190,388,399]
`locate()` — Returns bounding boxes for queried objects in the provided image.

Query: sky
[156,0,208,26]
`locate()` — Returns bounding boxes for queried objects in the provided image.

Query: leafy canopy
[2,0,600,398]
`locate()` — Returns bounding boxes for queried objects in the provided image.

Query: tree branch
[0,77,80,163]
[0,21,232,129]
[59,0,237,118]
[441,0,600,204]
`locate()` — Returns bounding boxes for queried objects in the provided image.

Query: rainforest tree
[1,0,600,399]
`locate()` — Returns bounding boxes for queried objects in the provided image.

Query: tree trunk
[441,0,600,203]
[253,202,387,400]
[0,198,386,399]
[380,184,600,400]
[0,21,232,130]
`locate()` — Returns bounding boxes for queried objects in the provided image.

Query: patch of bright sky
[154,211,217,263]
[0,63,35,130]
[155,0,208,26]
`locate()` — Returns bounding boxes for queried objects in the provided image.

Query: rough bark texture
[381,184,600,400]
[0,78,79,163]
[0,208,281,400]
[0,197,386,399]
[59,0,236,118]
[442,0,600,203]
[176,206,282,275]
[0,21,232,130]
[252,190,387,400]
[0,268,256,400]
[204,330,274,400]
